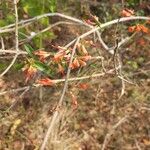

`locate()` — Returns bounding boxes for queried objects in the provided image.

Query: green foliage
[33,61,53,77]
[0,0,57,46]
[0,62,24,71]
[24,44,35,57]
[13,63,24,71]
[0,2,15,27]
[126,0,140,7]
[20,0,57,17]
[127,60,139,70]
[20,0,57,48]
[0,63,7,71]
[49,0,57,13]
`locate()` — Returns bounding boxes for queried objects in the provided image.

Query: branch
[0,13,91,33]
[40,37,80,150]
[0,68,117,96]
[19,21,80,45]
[65,16,150,49]
[0,0,20,77]
[101,116,128,150]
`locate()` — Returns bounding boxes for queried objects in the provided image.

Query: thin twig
[19,21,81,45]
[0,86,30,96]
[101,116,128,150]
[6,86,30,111]
[0,13,149,33]
[0,68,117,96]
[0,13,91,33]
[0,37,5,50]
[0,49,27,54]
[0,54,18,77]
[40,38,80,150]
[0,0,19,77]
[135,139,142,150]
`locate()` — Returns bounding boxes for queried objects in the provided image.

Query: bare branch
[40,38,80,150]
[0,67,117,96]
[101,116,128,150]
[19,21,80,45]
[0,0,20,77]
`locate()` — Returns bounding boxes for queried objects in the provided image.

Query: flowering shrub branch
[0,7,150,150]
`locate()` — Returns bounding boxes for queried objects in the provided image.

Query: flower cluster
[23,41,93,86]
[128,24,149,33]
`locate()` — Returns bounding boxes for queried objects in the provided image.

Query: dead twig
[40,38,80,150]
[135,139,142,150]
[0,68,118,96]
[0,0,20,78]
[101,116,128,150]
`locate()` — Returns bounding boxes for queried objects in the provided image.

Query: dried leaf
[81,45,88,55]
[78,83,89,90]
[70,58,80,69]
[23,65,37,83]
[34,50,51,61]
[78,59,87,67]
[10,119,21,135]
[53,50,66,62]
[58,64,64,75]
[128,26,136,32]
[80,55,92,61]
[121,9,134,17]
[143,139,150,146]
[128,24,149,33]
[70,92,78,110]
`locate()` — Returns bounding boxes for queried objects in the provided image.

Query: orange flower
[135,25,142,32]
[34,50,51,61]
[128,26,136,32]
[23,65,37,83]
[70,58,80,69]
[53,50,66,62]
[121,9,134,17]
[52,45,67,51]
[77,83,89,90]
[58,64,64,75]
[128,24,149,33]
[64,54,71,61]
[78,59,87,67]
[79,55,92,61]
[85,40,97,47]
[139,25,149,33]
[37,78,55,86]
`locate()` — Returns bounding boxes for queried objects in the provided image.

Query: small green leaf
[33,61,52,76]
[24,44,35,57]
[13,63,24,70]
